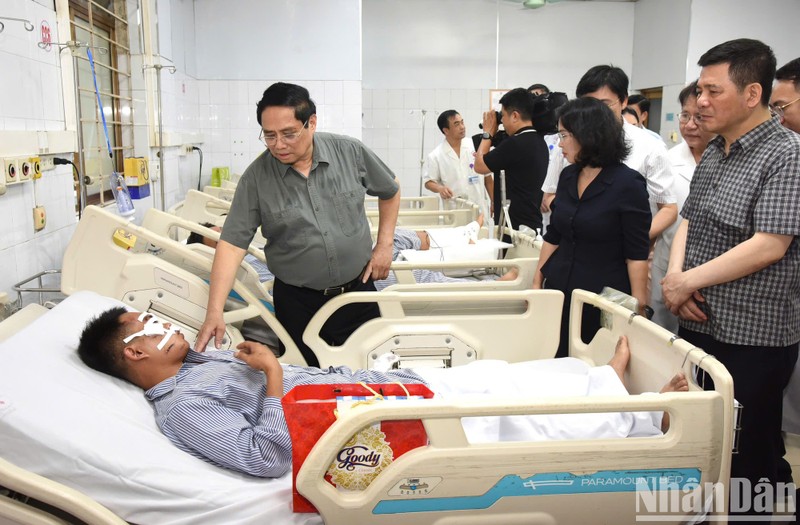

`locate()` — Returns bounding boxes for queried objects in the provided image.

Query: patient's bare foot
[659,372,689,432]
[498,267,519,281]
[660,372,689,394]
[608,335,631,384]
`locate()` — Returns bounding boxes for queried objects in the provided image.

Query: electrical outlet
[29,157,42,179]
[19,160,31,181]
[33,206,46,231]
[179,144,194,156]
[3,158,19,184]
[39,155,55,171]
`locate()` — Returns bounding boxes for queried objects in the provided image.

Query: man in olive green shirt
[195,83,400,367]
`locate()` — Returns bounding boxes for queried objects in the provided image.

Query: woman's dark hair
[557,97,630,168]
[77,306,130,381]
[256,82,316,126]
[621,107,640,124]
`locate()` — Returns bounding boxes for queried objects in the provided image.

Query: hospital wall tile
[208,81,230,105]
[466,89,483,111]
[324,81,343,106]
[361,127,373,147]
[403,147,420,169]
[434,89,451,112]
[372,89,388,110]
[387,127,403,148]
[228,82,248,105]
[387,89,404,110]
[418,89,435,111]
[362,89,372,109]
[403,109,421,129]
[372,148,388,164]
[361,108,373,130]
[402,128,420,150]
[371,128,388,150]
[386,148,404,174]
[197,80,210,105]
[342,81,361,106]
[304,81,325,105]
[403,89,420,110]
[371,108,388,129]
[450,89,467,113]
[387,108,404,129]
[325,104,344,129]
[342,105,361,130]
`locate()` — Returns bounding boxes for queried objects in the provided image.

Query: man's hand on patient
[195,312,227,351]
[235,341,284,398]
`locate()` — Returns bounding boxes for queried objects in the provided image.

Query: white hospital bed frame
[0,287,734,524]
[61,205,305,366]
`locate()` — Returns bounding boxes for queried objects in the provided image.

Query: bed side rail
[385,257,538,290]
[303,289,564,369]
[568,288,734,517]
[299,389,727,525]
[0,456,126,525]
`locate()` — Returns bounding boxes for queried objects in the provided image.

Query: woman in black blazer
[533,98,651,358]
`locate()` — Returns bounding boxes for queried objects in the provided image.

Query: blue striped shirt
[144,350,425,478]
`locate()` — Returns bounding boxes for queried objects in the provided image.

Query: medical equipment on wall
[0,16,34,33]
[123,157,151,199]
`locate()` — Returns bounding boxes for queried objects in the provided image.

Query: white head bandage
[122,312,181,351]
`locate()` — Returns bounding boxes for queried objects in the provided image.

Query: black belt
[317,274,362,296]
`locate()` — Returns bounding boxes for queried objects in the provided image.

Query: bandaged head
[123,312,181,351]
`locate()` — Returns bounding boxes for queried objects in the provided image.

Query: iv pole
[41,40,108,217]
[417,109,428,196]
[142,63,176,211]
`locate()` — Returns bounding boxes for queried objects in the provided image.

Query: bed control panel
[368,334,477,369]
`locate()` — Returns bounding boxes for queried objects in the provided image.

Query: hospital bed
[177,189,480,236]
[0,282,734,524]
[61,205,305,366]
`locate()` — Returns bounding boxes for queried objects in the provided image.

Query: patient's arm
[163,395,292,478]
[235,341,284,399]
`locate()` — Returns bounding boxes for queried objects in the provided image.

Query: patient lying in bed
[187,220,518,290]
[77,309,686,479]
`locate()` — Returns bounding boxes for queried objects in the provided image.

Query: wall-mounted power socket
[39,155,56,171]
[19,159,32,181]
[3,158,19,184]
[29,157,42,179]
[33,206,46,232]
[179,144,194,156]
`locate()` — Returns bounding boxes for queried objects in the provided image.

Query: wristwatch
[482,131,492,140]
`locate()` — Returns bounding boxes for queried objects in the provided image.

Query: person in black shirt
[473,88,549,232]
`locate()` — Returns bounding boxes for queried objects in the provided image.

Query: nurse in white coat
[651,83,715,333]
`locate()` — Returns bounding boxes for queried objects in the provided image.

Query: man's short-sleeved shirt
[221,132,398,290]
[423,139,476,198]
[483,127,549,231]
[680,117,800,346]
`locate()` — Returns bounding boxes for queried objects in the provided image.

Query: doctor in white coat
[651,82,715,332]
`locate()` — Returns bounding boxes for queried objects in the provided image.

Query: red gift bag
[282,383,434,513]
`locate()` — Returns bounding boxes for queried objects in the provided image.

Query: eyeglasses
[678,112,702,124]
[556,130,572,140]
[259,120,309,146]
[769,97,800,120]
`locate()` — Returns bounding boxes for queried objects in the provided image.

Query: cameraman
[473,88,549,232]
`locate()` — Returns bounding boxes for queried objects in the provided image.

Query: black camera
[479,111,503,130]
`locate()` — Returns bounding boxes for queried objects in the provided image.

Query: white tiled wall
[361,88,490,197]
[0,0,77,302]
